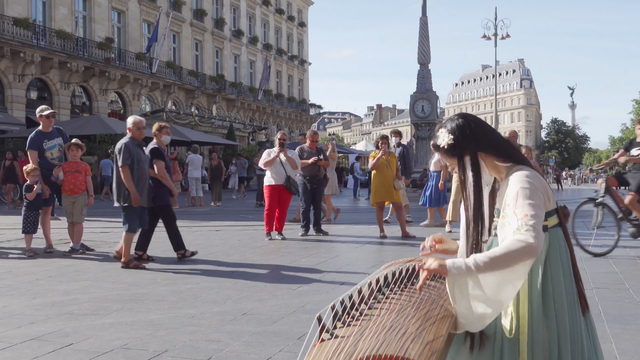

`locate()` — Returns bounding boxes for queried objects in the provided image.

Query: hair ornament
[437,128,454,149]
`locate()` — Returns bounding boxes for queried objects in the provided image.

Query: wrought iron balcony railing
[0,14,309,114]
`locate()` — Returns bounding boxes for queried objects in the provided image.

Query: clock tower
[410,0,441,170]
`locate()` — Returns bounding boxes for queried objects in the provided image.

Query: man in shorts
[599,119,640,222]
[112,115,149,270]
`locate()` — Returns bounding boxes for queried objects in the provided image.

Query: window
[193,0,202,8]
[510,113,514,124]
[287,75,292,96]
[33,0,48,26]
[262,22,269,43]
[526,112,532,122]
[233,54,239,82]
[527,97,533,105]
[510,99,514,106]
[111,10,123,49]
[275,28,281,48]
[248,15,254,36]
[213,0,221,18]
[286,2,292,15]
[170,32,179,63]
[194,40,201,72]
[142,22,153,51]
[297,40,303,56]
[286,33,292,53]
[275,0,280,8]
[214,48,222,75]
[248,60,255,86]
[518,97,521,105]
[526,130,532,145]
[498,84,503,93]
[297,9,303,22]
[75,0,88,38]
[276,71,281,93]
[517,112,522,123]
[298,79,303,99]
[483,103,487,110]
[231,6,238,30]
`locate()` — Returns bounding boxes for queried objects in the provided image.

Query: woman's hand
[420,234,459,256]
[416,257,448,292]
[439,181,444,190]
[53,166,62,177]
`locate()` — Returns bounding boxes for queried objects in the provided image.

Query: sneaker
[210,202,215,206]
[265,232,273,241]
[405,216,414,224]
[51,216,61,221]
[420,220,435,227]
[63,247,86,256]
[79,243,95,252]
[299,231,309,237]
[445,224,452,233]
[435,220,447,227]
[232,195,237,199]
[383,217,391,224]
[314,230,329,236]
[276,233,286,240]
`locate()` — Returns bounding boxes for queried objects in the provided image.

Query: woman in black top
[133,122,198,262]
[0,151,21,210]
[208,152,225,206]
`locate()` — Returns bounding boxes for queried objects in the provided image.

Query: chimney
[481,64,491,71]
[367,106,374,113]
[517,58,525,66]
[376,104,383,123]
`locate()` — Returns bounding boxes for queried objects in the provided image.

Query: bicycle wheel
[571,200,621,257]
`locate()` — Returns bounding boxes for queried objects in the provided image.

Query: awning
[287,142,369,155]
[0,112,26,132]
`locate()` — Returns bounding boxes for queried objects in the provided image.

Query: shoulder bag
[381,153,405,191]
[278,154,299,196]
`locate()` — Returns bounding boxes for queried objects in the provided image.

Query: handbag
[381,154,405,190]
[278,156,299,196]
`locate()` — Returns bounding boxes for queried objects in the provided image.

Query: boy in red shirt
[53,138,95,255]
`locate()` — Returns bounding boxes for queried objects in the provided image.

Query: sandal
[120,258,146,270]
[110,251,122,261]
[334,208,341,221]
[43,244,55,254]
[379,233,388,239]
[24,248,38,257]
[176,249,198,260]
[134,252,156,262]
[401,233,417,239]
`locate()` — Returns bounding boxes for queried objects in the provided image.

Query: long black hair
[432,113,589,351]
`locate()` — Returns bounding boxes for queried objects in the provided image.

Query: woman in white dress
[322,141,341,222]
[418,113,603,359]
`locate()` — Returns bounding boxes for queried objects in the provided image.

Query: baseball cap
[36,105,57,117]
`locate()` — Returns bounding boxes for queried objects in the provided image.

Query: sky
[307,0,640,149]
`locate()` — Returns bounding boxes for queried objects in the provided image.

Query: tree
[319,133,348,146]
[543,117,590,170]
[582,148,612,168]
[607,92,640,150]
[222,123,238,166]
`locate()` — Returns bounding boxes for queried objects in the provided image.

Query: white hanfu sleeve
[445,172,546,333]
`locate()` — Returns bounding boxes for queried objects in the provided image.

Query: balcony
[213,18,226,32]
[192,9,206,23]
[170,0,183,14]
[0,14,309,114]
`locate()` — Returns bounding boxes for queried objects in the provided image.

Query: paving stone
[0,187,636,359]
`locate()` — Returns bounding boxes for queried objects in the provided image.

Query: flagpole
[151,8,163,60]
[153,11,173,74]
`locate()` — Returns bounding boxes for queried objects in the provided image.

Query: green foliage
[222,124,238,165]
[241,144,260,161]
[543,117,590,170]
[607,92,640,151]
[320,133,348,146]
[84,134,123,158]
[582,148,612,168]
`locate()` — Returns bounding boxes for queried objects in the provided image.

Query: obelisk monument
[568,84,577,126]
[410,0,441,171]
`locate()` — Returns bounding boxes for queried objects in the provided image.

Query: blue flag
[145,9,162,54]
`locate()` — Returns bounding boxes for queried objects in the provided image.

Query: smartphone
[279,142,285,149]
[35,180,40,185]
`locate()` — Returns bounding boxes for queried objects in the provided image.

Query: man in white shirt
[184,145,204,206]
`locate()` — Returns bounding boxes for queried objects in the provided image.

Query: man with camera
[296,130,330,237]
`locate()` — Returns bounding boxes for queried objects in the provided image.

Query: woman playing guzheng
[418,113,604,359]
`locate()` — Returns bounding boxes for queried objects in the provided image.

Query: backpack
[349,162,356,175]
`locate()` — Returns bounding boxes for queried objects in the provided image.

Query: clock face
[413,99,432,118]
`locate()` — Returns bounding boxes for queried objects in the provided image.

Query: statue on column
[567,84,577,102]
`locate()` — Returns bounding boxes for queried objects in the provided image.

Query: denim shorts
[121,206,148,234]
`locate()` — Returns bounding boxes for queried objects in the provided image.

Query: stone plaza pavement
[0,185,637,359]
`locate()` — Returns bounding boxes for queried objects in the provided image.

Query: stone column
[413,121,438,171]
[568,101,577,127]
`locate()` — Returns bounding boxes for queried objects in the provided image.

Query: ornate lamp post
[481,7,511,131]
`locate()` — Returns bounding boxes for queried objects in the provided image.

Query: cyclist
[594,118,640,220]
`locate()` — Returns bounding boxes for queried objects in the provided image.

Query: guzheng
[298,257,456,360]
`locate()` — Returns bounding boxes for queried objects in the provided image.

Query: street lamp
[481,7,511,132]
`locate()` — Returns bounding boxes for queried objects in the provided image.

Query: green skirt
[446,210,604,360]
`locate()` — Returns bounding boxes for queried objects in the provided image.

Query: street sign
[550,156,556,165]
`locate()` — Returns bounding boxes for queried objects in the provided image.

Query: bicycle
[570,161,639,257]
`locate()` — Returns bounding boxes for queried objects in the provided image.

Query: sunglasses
[277,138,287,141]
[131,126,145,131]
[41,114,55,119]
[309,140,319,143]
